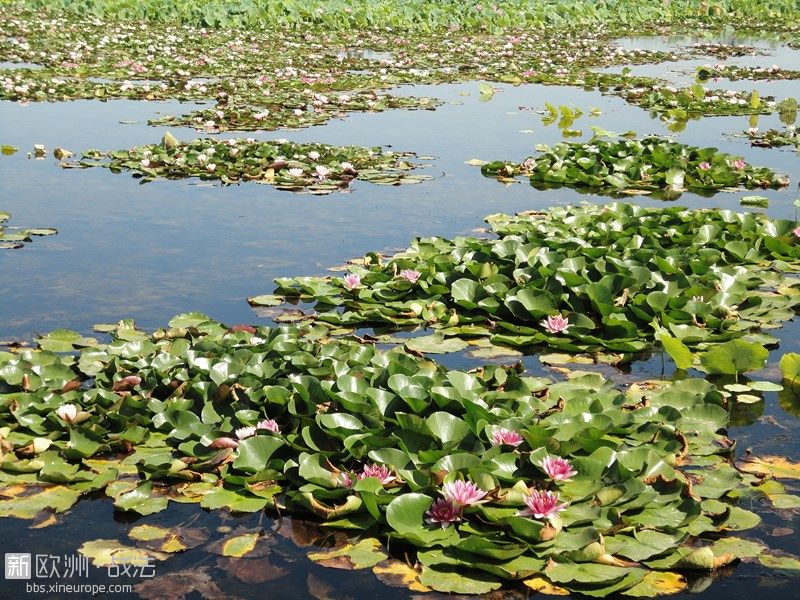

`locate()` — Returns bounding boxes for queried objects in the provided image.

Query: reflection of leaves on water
[135,566,234,600]
[307,572,354,600]
[217,556,288,583]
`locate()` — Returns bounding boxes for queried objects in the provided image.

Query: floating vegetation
[696,64,800,81]
[65,135,430,193]
[0,211,57,249]
[478,136,787,196]
[623,84,777,124]
[272,203,800,362]
[748,125,800,149]
[1,313,799,595]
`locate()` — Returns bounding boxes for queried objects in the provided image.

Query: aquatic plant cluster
[273,203,800,363]
[479,136,788,196]
[1,315,798,595]
[0,210,57,249]
[67,134,430,192]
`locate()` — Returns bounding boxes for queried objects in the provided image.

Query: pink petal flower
[235,426,256,440]
[518,489,568,520]
[339,472,354,488]
[398,269,421,283]
[540,456,578,481]
[442,480,488,506]
[288,167,304,178]
[358,463,396,485]
[698,161,711,171]
[210,436,239,449]
[425,498,462,528]
[541,315,570,334]
[793,226,800,238]
[342,273,361,290]
[490,428,523,447]
[257,419,279,433]
[731,158,746,170]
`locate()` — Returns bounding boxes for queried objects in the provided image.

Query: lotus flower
[442,480,488,506]
[425,498,462,528]
[342,273,361,290]
[257,419,279,433]
[210,437,239,449]
[698,161,711,171]
[540,456,578,481]
[541,315,570,334]
[794,226,800,238]
[490,428,523,447]
[235,426,256,440]
[398,269,421,283]
[358,463,396,485]
[315,165,330,179]
[288,168,304,178]
[340,161,356,174]
[308,151,320,160]
[56,404,78,425]
[731,158,746,170]
[519,489,568,520]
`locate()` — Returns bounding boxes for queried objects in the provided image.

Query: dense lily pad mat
[271,203,800,362]
[64,135,430,193]
[1,314,798,595]
[0,210,57,249]
[479,136,788,197]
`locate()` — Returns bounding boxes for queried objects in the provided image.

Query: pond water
[1,34,799,600]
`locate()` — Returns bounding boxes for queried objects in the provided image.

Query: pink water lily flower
[698,161,711,171]
[342,273,361,290]
[339,471,354,488]
[288,167,304,178]
[793,226,800,238]
[314,165,330,179]
[358,463,396,485]
[56,404,78,425]
[490,428,523,447]
[541,315,570,334]
[257,419,279,433]
[398,269,421,283]
[235,426,257,440]
[425,498,462,528]
[210,436,239,449]
[519,489,568,520]
[442,480,488,506]
[731,158,746,170]
[540,456,578,481]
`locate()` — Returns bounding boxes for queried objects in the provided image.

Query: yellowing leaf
[524,575,570,595]
[129,524,169,541]
[307,538,387,570]
[78,539,167,567]
[221,533,259,557]
[372,559,431,592]
[738,456,800,479]
[622,571,687,596]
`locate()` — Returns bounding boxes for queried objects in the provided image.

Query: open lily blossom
[794,226,800,238]
[731,158,746,170]
[288,167,304,177]
[55,404,78,425]
[541,314,570,334]
[257,418,280,433]
[209,437,239,449]
[358,463,396,485]
[442,480,488,506]
[342,273,361,290]
[698,161,711,170]
[398,269,421,283]
[314,165,330,179]
[540,456,578,481]
[490,428,524,447]
[425,498,462,528]
[235,426,257,440]
[519,489,569,520]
